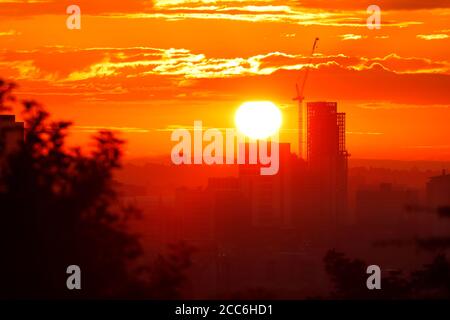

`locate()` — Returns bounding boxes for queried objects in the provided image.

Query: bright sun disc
[235,101,282,139]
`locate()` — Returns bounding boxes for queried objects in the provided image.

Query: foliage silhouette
[0,79,191,299]
[411,254,450,298]
[324,249,450,299]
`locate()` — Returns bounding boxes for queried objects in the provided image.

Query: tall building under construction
[304,101,348,235]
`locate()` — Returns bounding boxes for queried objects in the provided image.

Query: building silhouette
[427,170,450,209]
[356,183,419,230]
[238,142,293,228]
[207,177,250,245]
[175,187,214,246]
[0,115,23,154]
[304,102,348,236]
[0,115,24,181]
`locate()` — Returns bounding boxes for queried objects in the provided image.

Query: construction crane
[293,37,319,159]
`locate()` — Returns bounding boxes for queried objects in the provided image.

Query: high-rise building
[175,187,214,246]
[0,115,24,173]
[0,115,23,152]
[0,115,24,192]
[207,177,250,245]
[304,102,348,233]
[238,142,293,228]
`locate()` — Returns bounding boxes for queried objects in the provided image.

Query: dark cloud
[0,0,153,17]
[297,0,450,10]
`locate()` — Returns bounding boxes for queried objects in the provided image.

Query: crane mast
[294,37,319,159]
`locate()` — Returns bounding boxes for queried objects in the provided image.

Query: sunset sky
[0,0,449,160]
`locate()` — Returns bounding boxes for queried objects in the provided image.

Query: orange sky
[0,0,449,160]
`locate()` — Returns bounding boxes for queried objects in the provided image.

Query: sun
[235,101,282,140]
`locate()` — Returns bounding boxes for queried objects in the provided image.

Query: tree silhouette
[324,249,450,299]
[411,196,450,297]
[324,250,410,299]
[0,79,191,299]
[146,242,195,299]
[324,249,368,299]
[411,254,450,298]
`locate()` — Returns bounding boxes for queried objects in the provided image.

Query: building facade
[304,102,348,235]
